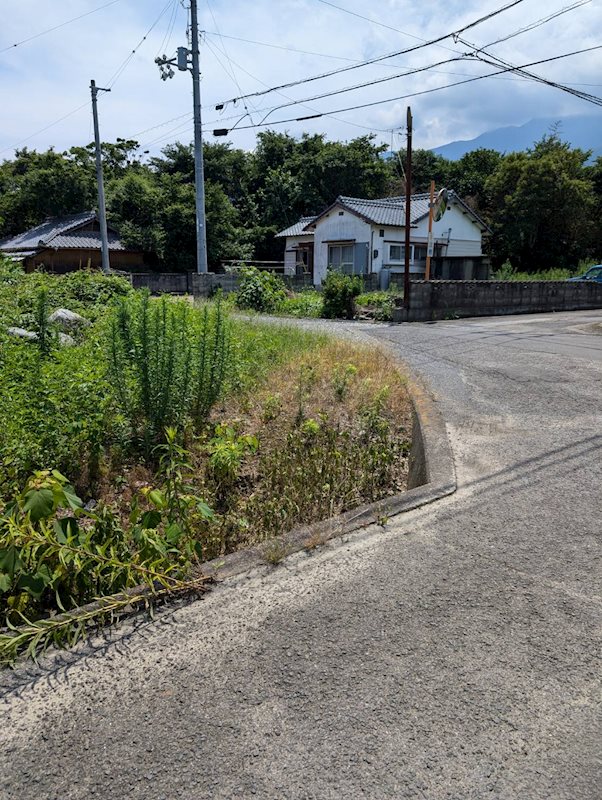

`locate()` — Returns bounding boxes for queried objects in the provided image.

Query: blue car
[567,265,602,282]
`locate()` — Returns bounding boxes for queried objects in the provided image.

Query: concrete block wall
[393,280,602,322]
[129,273,191,294]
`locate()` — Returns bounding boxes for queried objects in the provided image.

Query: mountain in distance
[431,115,602,161]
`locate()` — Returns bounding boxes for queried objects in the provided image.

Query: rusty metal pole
[403,106,412,309]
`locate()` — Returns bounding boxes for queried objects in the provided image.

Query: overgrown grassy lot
[0,264,411,664]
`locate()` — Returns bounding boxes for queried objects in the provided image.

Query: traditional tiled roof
[302,191,490,232]
[275,216,316,237]
[0,212,97,251]
[1,249,38,262]
[50,231,127,251]
[334,194,431,227]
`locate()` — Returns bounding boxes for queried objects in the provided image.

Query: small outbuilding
[276,192,490,285]
[0,211,150,273]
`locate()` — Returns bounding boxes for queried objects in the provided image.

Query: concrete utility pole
[155,0,208,274]
[403,106,412,309]
[90,79,111,274]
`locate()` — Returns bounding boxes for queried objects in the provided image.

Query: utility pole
[403,106,412,309]
[90,79,111,274]
[155,0,208,274]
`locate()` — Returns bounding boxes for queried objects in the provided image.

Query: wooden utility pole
[425,179,435,281]
[403,106,412,309]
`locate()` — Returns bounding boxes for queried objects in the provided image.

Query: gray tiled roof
[275,216,316,237]
[50,231,127,251]
[302,191,489,231]
[2,250,38,262]
[0,211,97,251]
[335,194,432,227]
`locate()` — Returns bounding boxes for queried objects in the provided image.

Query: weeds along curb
[2,344,456,663]
[201,363,457,581]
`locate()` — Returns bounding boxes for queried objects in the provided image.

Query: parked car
[567,265,602,282]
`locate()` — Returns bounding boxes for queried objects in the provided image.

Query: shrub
[0,329,109,492]
[0,267,132,328]
[321,271,362,319]
[277,291,323,318]
[355,291,396,321]
[235,266,286,313]
[0,464,212,664]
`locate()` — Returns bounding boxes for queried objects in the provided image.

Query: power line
[0,2,180,157]
[203,28,601,88]
[215,44,602,135]
[477,0,591,49]
[0,103,89,156]
[313,0,459,53]
[216,0,527,106]
[156,0,180,58]
[0,0,122,54]
[105,0,176,89]
[258,56,470,123]
[462,41,602,106]
[204,36,392,135]
[218,0,593,127]
[250,0,595,123]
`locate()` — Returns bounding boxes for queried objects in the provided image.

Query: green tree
[486,135,594,271]
[447,148,502,213]
[0,148,95,237]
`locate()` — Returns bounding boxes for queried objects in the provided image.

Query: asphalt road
[2,310,602,800]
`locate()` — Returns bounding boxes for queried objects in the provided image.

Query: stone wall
[393,280,602,322]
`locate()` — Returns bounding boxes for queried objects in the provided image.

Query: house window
[328,244,354,273]
[389,244,414,263]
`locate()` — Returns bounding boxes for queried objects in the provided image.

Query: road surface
[2,310,602,800]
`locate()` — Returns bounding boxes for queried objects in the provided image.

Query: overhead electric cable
[477,0,591,49]
[315,0,437,40]
[156,0,180,58]
[105,0,176,88]
[0,103,89,156]
[204,37,392,134]
[258,56,470,123]
[204,25,600,87]
[0,0,122,53]
[251,0,595,123]
[216,0,527,106]
[216,44,602,135]
[461,41,602,105]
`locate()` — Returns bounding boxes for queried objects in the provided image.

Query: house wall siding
[284,234,314,275]
[305,199,486,283]
[313,208,371,283]
[26,248,146,273]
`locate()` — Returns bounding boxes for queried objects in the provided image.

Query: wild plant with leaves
[108,292,230,450]
[0,454,213,665]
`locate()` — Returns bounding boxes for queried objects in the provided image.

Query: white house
[275,192,490,284]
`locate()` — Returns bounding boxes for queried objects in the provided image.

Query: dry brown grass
[95,338,412,561]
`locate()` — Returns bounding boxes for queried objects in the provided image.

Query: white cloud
[0,0,601,158]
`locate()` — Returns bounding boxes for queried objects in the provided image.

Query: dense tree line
[0,131,600,272]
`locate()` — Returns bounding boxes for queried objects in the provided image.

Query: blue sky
[1,0,601,158]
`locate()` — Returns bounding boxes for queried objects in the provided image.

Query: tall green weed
[108,293,230,448]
